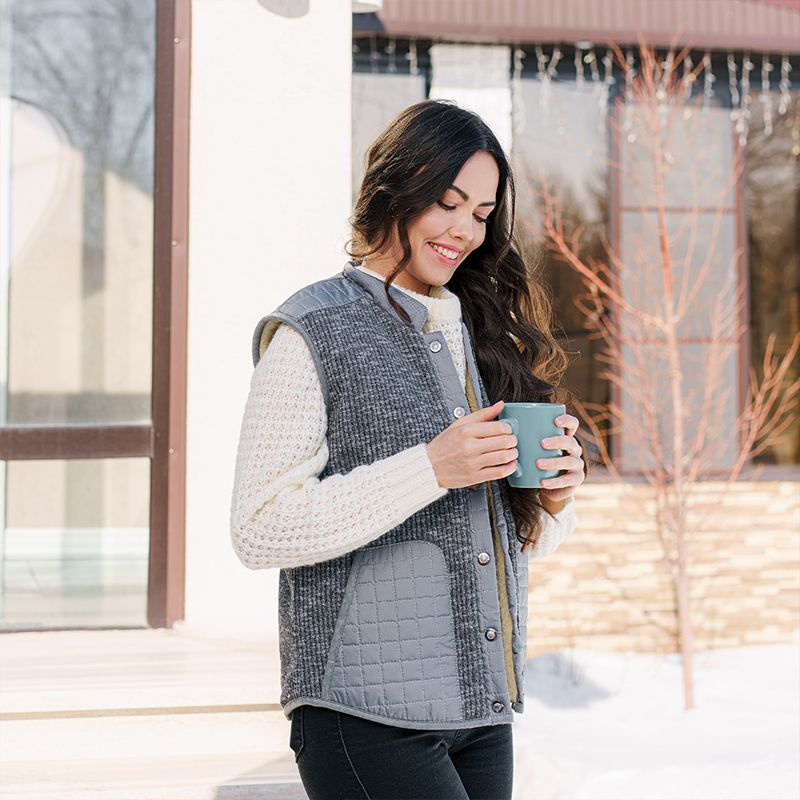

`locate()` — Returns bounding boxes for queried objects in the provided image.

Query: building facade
[0,0,797,653]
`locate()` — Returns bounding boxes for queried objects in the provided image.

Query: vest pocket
[322,539,462,722]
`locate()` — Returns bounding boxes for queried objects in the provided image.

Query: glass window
[352,71,426,204]
[0,1,157,630]
[745,90,800,465]
[3,0,156,425]
[0,458,150,629]
[511,79,611,434]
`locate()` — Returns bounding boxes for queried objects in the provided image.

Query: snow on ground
[512,640,800,800]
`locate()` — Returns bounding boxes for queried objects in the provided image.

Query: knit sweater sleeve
[527,495,576,559]
[229,322,449,570]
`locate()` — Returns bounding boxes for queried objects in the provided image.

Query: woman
[230,99,587,800]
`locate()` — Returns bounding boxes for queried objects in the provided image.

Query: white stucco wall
[182,0,352,640]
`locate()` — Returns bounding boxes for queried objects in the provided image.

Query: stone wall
[528,480,800,654]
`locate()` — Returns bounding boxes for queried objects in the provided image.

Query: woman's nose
[450,215,473,244]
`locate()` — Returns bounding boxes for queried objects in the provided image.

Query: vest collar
[342,260,429,332]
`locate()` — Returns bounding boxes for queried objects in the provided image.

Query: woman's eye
[438,200,488,225]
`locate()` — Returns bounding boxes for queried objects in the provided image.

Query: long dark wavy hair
[346,99,588,553]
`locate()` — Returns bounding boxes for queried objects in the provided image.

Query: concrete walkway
[0,626,308,800]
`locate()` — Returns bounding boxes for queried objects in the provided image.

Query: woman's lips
[427,242,460,265]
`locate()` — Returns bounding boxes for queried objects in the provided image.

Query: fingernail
[542,438,552,446]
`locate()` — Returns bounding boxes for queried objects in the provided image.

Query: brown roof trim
[360,0,800,54]
[756,0,800,11]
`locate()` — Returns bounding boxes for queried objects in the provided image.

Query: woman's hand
[537,413,585,505]
[426,400,519,490]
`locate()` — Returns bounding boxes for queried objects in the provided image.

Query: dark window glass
[512,79,611,438]
[745,91,800,465]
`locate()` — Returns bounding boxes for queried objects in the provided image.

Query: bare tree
[521,41,799,710]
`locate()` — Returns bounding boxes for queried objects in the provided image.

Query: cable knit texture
[230,263,575,571]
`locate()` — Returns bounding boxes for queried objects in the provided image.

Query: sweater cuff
[528,494,576,559]
[540,493,570,515]
[381,442,449,518]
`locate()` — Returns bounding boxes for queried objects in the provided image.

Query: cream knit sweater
[230,263,575,570]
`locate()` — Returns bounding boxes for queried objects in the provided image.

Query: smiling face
[363,150,501,296]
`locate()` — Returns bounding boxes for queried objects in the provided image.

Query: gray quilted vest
[251,260,529,731]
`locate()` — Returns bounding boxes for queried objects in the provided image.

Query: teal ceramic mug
[498,402,566,488]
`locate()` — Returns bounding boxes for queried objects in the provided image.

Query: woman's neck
[354,262,461,321]
[360,257,432,296]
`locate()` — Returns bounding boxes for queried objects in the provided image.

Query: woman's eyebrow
[449,184,496,207]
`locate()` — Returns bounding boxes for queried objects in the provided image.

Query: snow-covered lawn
[513,640,800,800]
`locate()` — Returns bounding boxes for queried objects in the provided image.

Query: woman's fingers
[536,455,583,471]
[555,414,580,437]
[479,447,519,468]
[540,434,582,458]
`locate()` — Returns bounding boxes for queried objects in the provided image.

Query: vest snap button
[453,406,466,418]
[477,552,491,565]
[492,701,504,713]
[485,628,497,641]
[429,340,442,353]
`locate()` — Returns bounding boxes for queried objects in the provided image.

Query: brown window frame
[0,0,191,629]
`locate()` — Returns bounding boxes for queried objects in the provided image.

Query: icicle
[534,45,560,119]
[759,55,773,137]
[683,53,695,103]
[512,47,527,141]
[599,47,614,132]
[656,49,670,126]
[738,54,754,146]
[778,55,792,115]
[702,52,715,112]
[602,47,613,83]
[624,49,636,143]
[659,51,674,97]
[574,46,585,87]
[369,34,379,74]
[534,45,549,118]
[386,38,397,74]
[406,39,418,76]
[584,48,601,130]
[586,48,600,83]
[727,53,740,114]
[550,46,563,76]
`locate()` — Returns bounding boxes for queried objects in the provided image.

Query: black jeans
[289,704,514,800]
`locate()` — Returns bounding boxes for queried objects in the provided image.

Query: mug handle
[505,417,524,478]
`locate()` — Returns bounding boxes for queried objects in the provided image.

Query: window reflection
[745,91,800,465]
[512,80,611,437]
[5,0,156,424]
[1,457,150,629]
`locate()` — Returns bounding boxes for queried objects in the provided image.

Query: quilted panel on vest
[323,540,462,723]
[277,274,364,319]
